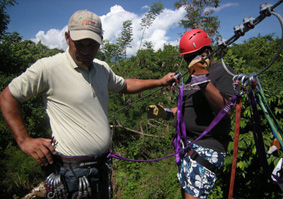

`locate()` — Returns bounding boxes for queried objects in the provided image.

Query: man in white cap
[0,10,175,198]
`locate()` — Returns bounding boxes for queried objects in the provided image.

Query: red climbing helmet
[179,29,212,55]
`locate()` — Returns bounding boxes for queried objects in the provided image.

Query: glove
[147,104,173,120]
[188,55,210,75]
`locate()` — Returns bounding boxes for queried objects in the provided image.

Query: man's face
[65,32,100,68]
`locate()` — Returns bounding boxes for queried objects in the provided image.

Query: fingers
[33,146,52,166]
[20,138,56,166]
[166,73,177,85]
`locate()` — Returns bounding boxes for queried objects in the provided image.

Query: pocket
[61,168,90,193]
[87,167,100,185]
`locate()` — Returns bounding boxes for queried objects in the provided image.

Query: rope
[249,91,272,179]
[228,98,241,199]
[256,85,283,148]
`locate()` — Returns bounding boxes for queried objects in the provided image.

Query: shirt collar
[65,47,90,71]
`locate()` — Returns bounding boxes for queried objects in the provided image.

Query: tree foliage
[139,1,164,51]
[174,0,221,42]
[0,0,17,37]
[117,20,133,59]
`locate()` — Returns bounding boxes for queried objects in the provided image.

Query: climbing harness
[43,151,112,199]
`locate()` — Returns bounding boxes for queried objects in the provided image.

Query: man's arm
[120,72,176,94]
[0,87,56,166]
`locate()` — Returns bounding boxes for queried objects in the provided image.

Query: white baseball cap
[68,10,103,44]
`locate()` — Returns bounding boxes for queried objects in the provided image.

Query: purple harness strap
[172,86,187,164]
[107,87,238,163]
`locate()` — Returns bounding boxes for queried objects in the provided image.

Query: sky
[6,0,283,56]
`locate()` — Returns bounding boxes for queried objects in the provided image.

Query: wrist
[16,134,31,147]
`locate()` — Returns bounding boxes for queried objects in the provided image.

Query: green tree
[99,39,123,62]
[117,20,133,59]
[139,1,164,51]
[0,0,17,37]
[174,0,221,42]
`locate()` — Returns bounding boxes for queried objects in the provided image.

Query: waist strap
[188,150,217,172]
[60,153,107,162]
[59,153,109,169]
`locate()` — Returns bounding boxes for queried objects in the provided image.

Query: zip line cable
[220,10,283,77]
[205,0,283,61]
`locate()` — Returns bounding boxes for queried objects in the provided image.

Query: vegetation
[1,1,283,198]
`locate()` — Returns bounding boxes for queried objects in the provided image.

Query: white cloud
[204,3,238,13]
[141,5,150,11]
[32,27,68,50]
[31,5,186,56]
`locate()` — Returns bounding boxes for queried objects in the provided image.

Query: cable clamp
[260,2,273,17]
[234,24,245,36]
[243,17,255,29]
[218,38,227,49]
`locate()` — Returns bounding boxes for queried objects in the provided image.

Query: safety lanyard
[248,91,272,179]
[256,88,283,149]
[228,98,241,199]
[172,85,187,165]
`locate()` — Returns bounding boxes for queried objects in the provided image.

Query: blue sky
[6,0,283,56]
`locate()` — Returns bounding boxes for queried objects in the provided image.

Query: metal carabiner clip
[83,176,92,198]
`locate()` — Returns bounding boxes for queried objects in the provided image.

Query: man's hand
[19,137,57,166]
[159,72,177,86]
[188,55,210,75]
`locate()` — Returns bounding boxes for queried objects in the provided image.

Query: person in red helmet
[148,29,235,199]
[178,29,235,199]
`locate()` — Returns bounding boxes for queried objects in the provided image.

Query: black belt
[188,150,217,172]
[59,153,108,169]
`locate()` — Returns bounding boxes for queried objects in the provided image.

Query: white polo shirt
[9,49,126,156]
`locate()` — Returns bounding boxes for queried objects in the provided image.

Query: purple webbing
[172,86,187,164]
